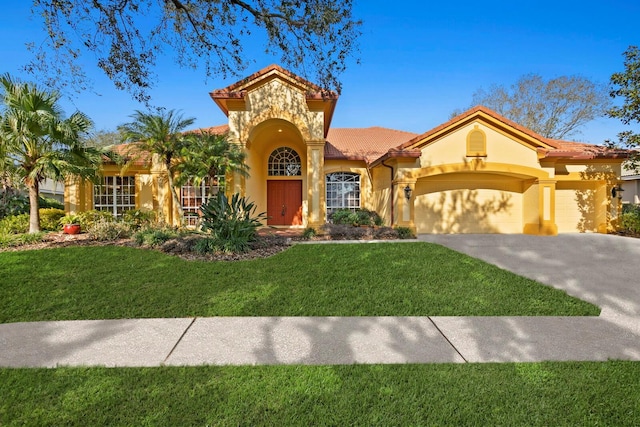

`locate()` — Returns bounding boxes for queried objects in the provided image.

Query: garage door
[414,177,523,234]
[555,183,601,233]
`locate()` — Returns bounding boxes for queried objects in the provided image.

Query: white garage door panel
[555,188,598,232]
[415,189,522,234]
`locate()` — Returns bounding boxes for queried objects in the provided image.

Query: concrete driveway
[419,233,640,334]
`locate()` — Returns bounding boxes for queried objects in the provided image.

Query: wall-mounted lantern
[611,185,625,200]
[404,185,412,200]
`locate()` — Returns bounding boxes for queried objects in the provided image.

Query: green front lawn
[0,242,598,322]
[1,362,638,426]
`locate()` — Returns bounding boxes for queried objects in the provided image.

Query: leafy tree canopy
[608,46,640,171]
[454,74,611,140]
[27,0,362,102]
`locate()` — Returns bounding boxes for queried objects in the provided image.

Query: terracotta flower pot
[63,224,81,235]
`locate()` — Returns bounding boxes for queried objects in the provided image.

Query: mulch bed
[0,226,410,261]
[0,232,293,262]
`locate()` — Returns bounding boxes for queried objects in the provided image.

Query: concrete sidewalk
[1,315,640,368]
[1,234,639,368]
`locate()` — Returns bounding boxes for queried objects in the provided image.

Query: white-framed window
[180,176,222,227]
[268,147,302,176]
[93,176,136,217]
[326,172,361,219]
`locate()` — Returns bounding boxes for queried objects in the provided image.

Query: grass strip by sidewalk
[0,243,599,322]
[1,362,638,426]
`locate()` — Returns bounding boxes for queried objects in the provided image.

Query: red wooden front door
[267,180,303,225]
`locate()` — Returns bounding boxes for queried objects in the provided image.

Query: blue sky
[1,0,639,144]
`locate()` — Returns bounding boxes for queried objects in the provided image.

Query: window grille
[326,172,361,219]
[181,176,222,227]
[93,176,136,217]
[268,147,302,176]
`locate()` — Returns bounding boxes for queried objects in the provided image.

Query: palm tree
[118,110,195,222]
[175,130,249,193]
[0,74,99,233]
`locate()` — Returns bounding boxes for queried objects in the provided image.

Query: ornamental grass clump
[198,192,267,253]
[87,217,132,241]
[133,226,179,247]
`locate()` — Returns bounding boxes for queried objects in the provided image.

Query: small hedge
[330,208,383,227]
[0,208,65,234]
[40,208,66,230]
[620,204,640,234]
[320,224,414,240]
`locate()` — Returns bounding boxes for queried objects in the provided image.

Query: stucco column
[609,180,624,232]
[538,179,558,235]
[63,177,89,214]
[394,180,416,232]
[306,140,325,228]
[150,154,173,225]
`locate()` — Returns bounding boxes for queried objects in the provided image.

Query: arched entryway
[245,119,307,227]
[266,147,303,225]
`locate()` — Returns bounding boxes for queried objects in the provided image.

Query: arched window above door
[268,147,302,176]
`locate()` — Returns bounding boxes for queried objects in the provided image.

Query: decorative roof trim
[209,64,338,137]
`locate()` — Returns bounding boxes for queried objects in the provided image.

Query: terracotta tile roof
[102,107,629,168]
[542,138,629,160]
[104,142,150,166]
[185,124,230,135]
[325,127,420,163]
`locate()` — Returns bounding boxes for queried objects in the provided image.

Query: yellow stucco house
[65,65,629,235]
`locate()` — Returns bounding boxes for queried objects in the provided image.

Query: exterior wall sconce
[404,185,412,200]
[611,185,625,200]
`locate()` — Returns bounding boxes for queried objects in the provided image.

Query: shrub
[0,214,29,234]
[40,208,65,231]
[193,236,219,254]
[0,193,29,219]
[122,209,156,230]
[87,218,132,241]
[395,226,415,239]
[330,208,383,227]
[134,226,178,247]
[302,227,317,240]
[77,210,115,229]
[330,209,358,226]
[622,204,640,215]
[199,192,267,253]
[621,211,640,234]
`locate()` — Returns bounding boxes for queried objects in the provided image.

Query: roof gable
[210,65,338,137]
[211,65,330,96]
[400,106,555,152]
